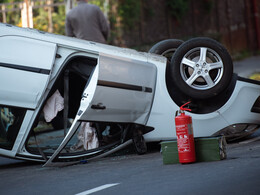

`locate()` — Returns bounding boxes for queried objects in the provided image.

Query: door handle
[91,103,106,110]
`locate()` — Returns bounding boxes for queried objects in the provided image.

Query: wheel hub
[181,47,224,90]
[195,61,209,77]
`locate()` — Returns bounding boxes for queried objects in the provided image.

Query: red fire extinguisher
[175,101,196,164]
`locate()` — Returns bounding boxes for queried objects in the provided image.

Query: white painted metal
[0,36,57,109]
[145,78,260,141]
[80,53,157,124]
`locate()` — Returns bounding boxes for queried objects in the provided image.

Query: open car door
[43,61,100,166]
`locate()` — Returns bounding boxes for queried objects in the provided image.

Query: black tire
[132,129,147,155]
[149,39,184,63]
[149,39,184,100]
[170,37,233,99]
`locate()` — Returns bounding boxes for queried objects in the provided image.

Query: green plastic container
[160,140,179,164]
[160,136,227,164]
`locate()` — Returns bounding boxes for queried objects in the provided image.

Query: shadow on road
[0,157,41,169]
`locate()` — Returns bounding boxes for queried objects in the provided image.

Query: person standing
[65,0,110,44]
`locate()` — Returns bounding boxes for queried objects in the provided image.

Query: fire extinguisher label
[176,124,191,153]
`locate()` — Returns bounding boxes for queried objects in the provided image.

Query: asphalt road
[233,55,260,77]
[1,56,260,195]
[1,135,260,195]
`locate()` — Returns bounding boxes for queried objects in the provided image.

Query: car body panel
[81,53,157,124]
[146,79,260,141]
[0,36,57,109]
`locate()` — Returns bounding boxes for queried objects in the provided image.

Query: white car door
[0,36,57,109]
[80,53,157,124]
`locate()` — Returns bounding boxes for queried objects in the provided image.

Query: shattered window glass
[0,106,26,150]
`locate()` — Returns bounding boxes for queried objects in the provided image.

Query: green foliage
[33,9,49,32]
[90,0,106,12]
[249,72,260,81]
[118,0,141,30]
[0,0,23,25]
[233,49,252,61]
[0,0,23,3]
[33,0,65,35]
[166,0,190,21]
[52,5,66,35]
[0,0,66,34]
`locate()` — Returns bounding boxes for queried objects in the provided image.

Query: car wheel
[149,39,184,63]
[149,39,184,100]
[170,37,233,99]
[132,129,147,155]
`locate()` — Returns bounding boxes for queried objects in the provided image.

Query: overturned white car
[0,23,260,166]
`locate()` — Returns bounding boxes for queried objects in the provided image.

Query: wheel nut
[198,71,201,74]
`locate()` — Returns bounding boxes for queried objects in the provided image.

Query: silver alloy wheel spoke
[186,72,199,86]
[182,57,196,68]
[199,47,207,61]
[204,74,215,87]
[209,61,223,70]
